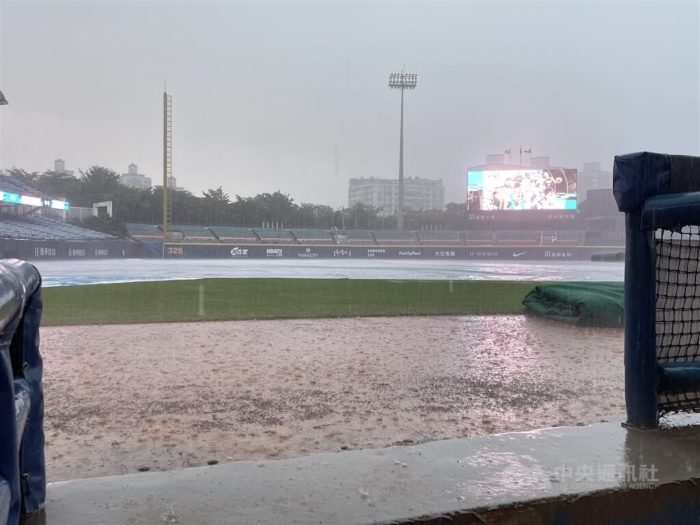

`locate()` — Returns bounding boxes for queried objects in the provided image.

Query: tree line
[5,166,474,232]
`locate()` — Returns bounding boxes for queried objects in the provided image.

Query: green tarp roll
[522,282,624,327]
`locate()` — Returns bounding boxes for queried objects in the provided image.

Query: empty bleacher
[463,230,494,244]
[0,174,52,200]
[170,225,218,243]
[339,230,376,245]
[417,230,461,245]
[209,226,259,243]
[584,230,625,246]
[372,230,419,245]
[253,228,295,243]
[495,231,542,245]
[0,215,112,241]
[291,228,334,244]
[126,223,162,242]
[552,230,582,244]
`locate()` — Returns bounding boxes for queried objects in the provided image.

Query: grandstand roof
[0,175,53,200]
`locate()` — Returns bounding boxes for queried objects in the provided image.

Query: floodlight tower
[388,70,418,230]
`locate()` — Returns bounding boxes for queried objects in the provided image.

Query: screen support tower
[389,70,417,230]
[162,91,173,251]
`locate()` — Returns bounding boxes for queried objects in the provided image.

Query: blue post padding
[624,212,658,428]
[18,278,45,516]
[0,260,44,524]
[0,301,23,525]
[641,192,700,231]
[614,152,700,213]
[614,152,671,213]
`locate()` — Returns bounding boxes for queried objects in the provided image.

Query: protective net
[655,226,700,414]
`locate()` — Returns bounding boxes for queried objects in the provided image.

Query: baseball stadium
[1,34,699,525]
[4,153,700,525]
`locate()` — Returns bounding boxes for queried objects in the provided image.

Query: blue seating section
[126,223,162,241]
[170,225,217,243]
[463,230,494,244]
[0,175,52,200]
[291,229,333,244]
[372,230,419,244]
[552,230,582,244]
[209,226,259,243]
[0,215,112,241]
[253,228,294,243]
[496,231,541,244]
[341,230,376,244]
[119,223,626,247]
[417,230,461,245]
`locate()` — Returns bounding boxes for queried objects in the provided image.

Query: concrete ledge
[32,415,700,525]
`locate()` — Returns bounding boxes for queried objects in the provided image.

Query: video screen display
[467,169,577,211]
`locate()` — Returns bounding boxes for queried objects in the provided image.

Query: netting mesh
[655,226,700,414]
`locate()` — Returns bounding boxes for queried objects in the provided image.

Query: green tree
[78,166,121,205]
[6,167,40,186]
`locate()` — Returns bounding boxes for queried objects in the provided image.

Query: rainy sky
[0,0,698,207]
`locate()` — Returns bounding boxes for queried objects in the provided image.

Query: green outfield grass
[41,279,537,326]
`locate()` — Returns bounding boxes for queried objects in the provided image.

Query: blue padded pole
[624,211,658,428]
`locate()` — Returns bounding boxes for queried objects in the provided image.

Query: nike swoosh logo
[513,252,527,258]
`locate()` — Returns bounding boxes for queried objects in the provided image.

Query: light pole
[389,70,417,230]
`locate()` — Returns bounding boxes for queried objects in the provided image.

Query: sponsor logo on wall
[366,248,385,258]
[298,247,319,258]
[230,247,249,258]
[333,249,352,257]
[94,249,109,256]
[34,247,57,257]
[468,251,499,258]
[266,248,283,258]
[68,248,86,257]
[398,251,421,257]
[544,251,572,258]
[434,250,456,257]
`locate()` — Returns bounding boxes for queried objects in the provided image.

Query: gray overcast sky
[0,0,698,207]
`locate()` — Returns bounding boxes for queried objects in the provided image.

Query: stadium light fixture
[388,70,418,230]
[0,90,7,106]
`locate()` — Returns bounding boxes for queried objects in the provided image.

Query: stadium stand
[372,230,419,245]
[0,174,52,200]
[416,230,461,245]
[209,226,259,243]
[291,228,334,244]
[584,230,625,246]
[126,223,162,242]
[552,230,582,244]
[253,228,295,243]
[495,231,542,244]
[463,230,494,244]
[336,230,376,245]
[0,214,112,241]
[170,225,218,243]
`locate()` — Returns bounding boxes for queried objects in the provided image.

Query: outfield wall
[142,242,623,262]
[0,239,141,260]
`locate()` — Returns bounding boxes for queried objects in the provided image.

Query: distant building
[577,162,612,203]
[154,175,184,192]
[53,159,74,176]
[486,154,506,165]
[348,177,445,215]
[119,163,152,190]
[530,156,550,169]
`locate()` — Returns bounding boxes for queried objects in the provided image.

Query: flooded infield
[42,315,624,482]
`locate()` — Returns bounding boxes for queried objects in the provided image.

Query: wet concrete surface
[37,415,700,525]
[41,315,625,482]
[34,258,624,287]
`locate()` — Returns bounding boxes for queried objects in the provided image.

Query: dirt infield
[41,316,625,482]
